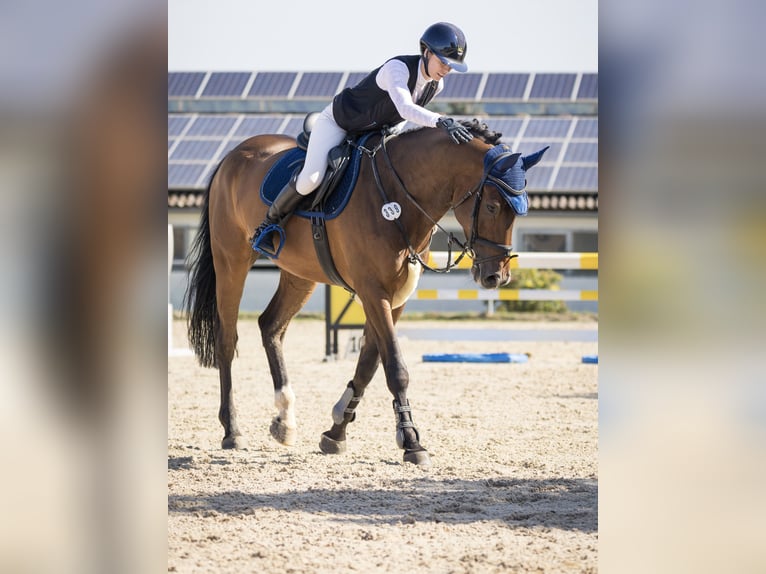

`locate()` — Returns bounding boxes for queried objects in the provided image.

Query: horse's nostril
[483,274,499,289]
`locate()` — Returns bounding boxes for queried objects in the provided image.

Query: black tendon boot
[251,175,304,257]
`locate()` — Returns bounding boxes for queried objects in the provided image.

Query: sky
[168,0,598,73]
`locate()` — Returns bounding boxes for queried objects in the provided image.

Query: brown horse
[184,119,547,466]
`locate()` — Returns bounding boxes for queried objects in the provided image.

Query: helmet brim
[436,54,468,73]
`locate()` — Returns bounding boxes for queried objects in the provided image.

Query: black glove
[436,117,474,144]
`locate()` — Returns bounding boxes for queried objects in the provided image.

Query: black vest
[332,55,437,135]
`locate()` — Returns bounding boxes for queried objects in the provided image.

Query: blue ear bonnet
[482,144,550,216]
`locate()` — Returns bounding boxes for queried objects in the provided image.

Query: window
[522,233,567,252]
[573,231,598,253]
[171,225,195,267]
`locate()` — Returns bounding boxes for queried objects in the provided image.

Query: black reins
[358,133,519,272]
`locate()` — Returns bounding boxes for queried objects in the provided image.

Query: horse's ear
[494,152,522,173]
[522,146,550,170]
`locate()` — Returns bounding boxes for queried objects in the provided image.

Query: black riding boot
[251,175,304,255]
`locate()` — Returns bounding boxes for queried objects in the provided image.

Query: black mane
[458,118,503,144]
[399,118,503,145]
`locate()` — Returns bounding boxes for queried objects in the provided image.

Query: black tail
[183,165,221,368]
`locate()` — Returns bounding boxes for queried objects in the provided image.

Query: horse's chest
[392,261,421,309]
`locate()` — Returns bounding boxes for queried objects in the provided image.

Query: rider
[252,21,474,256]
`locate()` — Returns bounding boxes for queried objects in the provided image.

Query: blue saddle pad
[259,134,373,220]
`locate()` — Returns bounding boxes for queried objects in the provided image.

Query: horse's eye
[486,202,499,215]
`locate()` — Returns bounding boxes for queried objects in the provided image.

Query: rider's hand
[436,117,474,144]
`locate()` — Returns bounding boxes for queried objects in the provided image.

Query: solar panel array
[168,71,597,101]
[168,70,597,195]
[168,113,598,191]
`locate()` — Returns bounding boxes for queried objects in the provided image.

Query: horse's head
[454,143,549,289]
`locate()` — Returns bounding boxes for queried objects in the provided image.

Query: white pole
[168,224,194,357]
[168,224,173,352]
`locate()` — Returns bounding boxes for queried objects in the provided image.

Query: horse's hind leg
[319,323,381,454]
[214,250,253,450]
[258,271,316,446]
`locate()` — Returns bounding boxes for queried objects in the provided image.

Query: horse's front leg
[319,306,402,454]
[361,297,430,466]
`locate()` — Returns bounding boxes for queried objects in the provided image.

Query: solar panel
[572,117,598,138]
[439,73,482,99]
[168,115,193,136]
[524,118,572,138]
[518,141,564,164]
[170,139,223,161]
[168,72,206,97]
[216,138,243,161]
[342,72,368,89]
[199,164,219,186]
[552,166,598,190]
[166,98,599,193]
[281,117,305,137]
[485,118,525,139]
[529,73,576,99]
[294,72,343,97]
[186,115,238,136]
[525,166,554,190]
[577,73,598,99]
[168,163,207,187]
[201,72,252,97]
[248,72,297,97]
[563,142,598,163]
[481,74,529,99]
[234,116,284,136]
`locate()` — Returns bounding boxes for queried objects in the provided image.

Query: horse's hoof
[319,432,346,454]
[222,435,247,449]
[403,449,431,467]
[270,417,296,446]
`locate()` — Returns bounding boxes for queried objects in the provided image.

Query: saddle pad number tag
[381,202,402,221]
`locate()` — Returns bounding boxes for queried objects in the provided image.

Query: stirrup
[251,223,286,258]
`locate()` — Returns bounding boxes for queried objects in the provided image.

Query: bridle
[451,148,523,266]
[359,133,521,272]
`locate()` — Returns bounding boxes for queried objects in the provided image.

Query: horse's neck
[388,136,478,216]
[380,137,479,254]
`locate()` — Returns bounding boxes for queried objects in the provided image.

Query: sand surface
[168,318,598,573]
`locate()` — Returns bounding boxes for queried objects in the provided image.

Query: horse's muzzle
[472,265,510,289]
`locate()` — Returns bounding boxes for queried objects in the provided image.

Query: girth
[306,139,355,293]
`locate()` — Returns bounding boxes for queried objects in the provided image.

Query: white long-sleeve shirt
[375,58,444,129]
[297,57,445,194]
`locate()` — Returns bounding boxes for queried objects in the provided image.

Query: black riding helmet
[419,22,468,73]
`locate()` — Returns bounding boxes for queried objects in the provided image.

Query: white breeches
[295,104,348,196]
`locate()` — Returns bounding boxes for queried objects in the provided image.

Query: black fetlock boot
[251,175,304,257]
